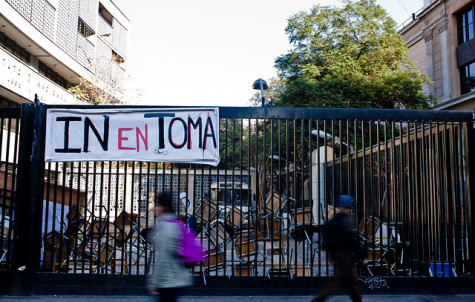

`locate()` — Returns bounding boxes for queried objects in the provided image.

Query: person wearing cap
[312,195,367,302]
[147,192,193,302]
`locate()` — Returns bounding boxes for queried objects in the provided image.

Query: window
[0,30,30,63]
[78,17,95,37]
[99,3,113,26]
[0,95,20,107]
[458,5,474,44]
[460,61,475,94]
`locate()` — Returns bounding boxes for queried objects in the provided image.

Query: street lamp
[252,78,268,107]
[311,130,354,155]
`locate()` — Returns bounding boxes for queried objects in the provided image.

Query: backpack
[166,219,207,264]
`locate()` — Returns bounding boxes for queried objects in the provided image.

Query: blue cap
[335,195,355,209]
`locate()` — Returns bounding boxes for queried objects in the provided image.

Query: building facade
[399,0,475,110]
[0,0,129,106]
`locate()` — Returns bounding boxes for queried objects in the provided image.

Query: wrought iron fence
[0,107,20,272]
[2,105,475,296]
[29,106,474,280]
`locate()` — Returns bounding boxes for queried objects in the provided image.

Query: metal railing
[396,7,425,32]
[28,106,474,279]
[0,107,20,272]
[3,104,475,295]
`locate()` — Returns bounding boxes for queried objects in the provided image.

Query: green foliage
[268,0,433,109]
[218,118,248,169]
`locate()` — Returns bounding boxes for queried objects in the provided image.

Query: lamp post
[311,130,354,155]
[252,78,268,107]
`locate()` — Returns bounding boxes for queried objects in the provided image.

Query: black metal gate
[1,104,474,295]
[0,107,20,293]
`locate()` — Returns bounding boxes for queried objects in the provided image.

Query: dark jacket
[323,212,363,258]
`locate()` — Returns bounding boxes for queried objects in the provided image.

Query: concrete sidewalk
[1,296,475,301]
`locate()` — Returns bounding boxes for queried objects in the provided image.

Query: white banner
[44,108,220,165]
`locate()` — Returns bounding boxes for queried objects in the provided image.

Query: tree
[69,53,141,105]
[266,0,433,109]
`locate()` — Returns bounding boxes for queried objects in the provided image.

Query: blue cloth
[186,215,194,230]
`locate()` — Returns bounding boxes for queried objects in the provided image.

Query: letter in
[55,116,82,153]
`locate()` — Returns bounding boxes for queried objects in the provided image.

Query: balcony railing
[0,46,76,104]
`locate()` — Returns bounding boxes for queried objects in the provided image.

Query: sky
[114,0,424,107]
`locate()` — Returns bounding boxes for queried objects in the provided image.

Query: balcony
[0,46,77,104]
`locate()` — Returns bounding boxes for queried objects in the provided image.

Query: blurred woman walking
[147,192,193,302]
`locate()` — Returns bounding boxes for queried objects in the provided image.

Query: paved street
[1,296,475,301]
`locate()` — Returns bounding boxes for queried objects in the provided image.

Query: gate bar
[10,103,46,295]
[463,121,475,275]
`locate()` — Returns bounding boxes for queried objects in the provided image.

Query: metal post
[10,103,46,295]
[260,80,265,107]
[463,119,475,275]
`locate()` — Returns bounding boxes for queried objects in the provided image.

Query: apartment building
[399,0,475,110]
[0,0,129,106]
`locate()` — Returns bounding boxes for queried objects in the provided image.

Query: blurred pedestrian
[147,192,193,302]
[313,195,368,302]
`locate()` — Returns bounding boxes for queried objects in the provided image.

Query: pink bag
[166,219,207,264]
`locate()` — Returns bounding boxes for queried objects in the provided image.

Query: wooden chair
[259,191,291,240]
[266,246,292,278]
[390,242,412,276]
[223,207,243,231]
[233,262,257,276]
[204,247,225,274]
[88,219,109,239]
[234,236,258,263]
[114,211,138,230]
[256,213,283,240]
[0,234,7,264]
[291,207,313,226]
[289,207,320,242]
[206,221,231,248]
[43,230,71,272]
[319,204,340,222]
[361,219,403,277]
[365,246,393,276]
[196,199,218,227]
[263,191,288,216]
[359,216,381,246]
[100,222,138,274]
[292,264,313,277]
